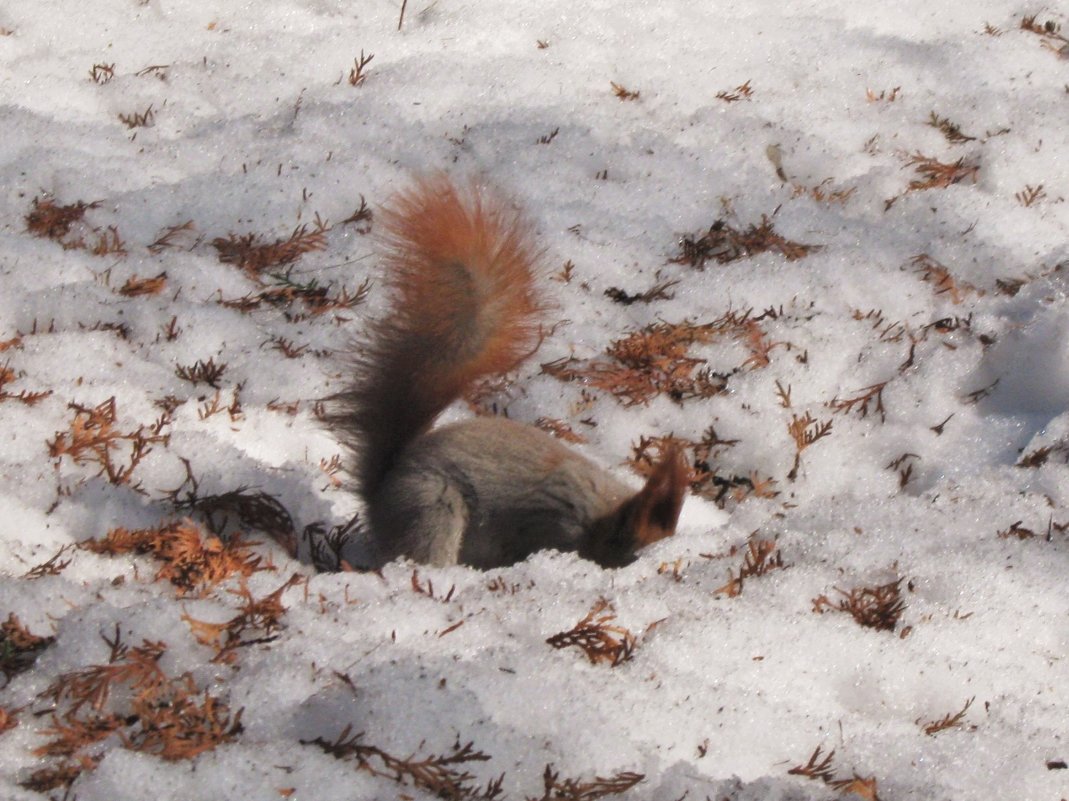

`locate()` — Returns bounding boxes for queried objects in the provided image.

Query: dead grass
[905,153,979,192]
[672,216,819,269]
[716,80,753,102]
[175,357,227,388]
[1016,441,1069,468]
[0,707,17,735]
[27,633,242,790]
[300,515,364,571]
[866,86,900,103]
[118,105,155,128]
[996,520,1036,540]
[149,220,197,252]
[348,50,374,86]
[163,459,307,559]
[89,63,115,83]
[533,416,588,443]
[829,382,888,423]
[219,274,370,316]
[48,398,170,487]
[340,195,374,231]
[603,278,678,306]
[25,196,99,241]
[19,762,85,793]
[626,429,779,508]
[791,180,856,205]
[119,271,168,297]
[410,568,457,602]
[22,544,75,579]
[305,726,495,801]
[1015,184,1046,207]
[786,412,833,481]
[927,112,976,144]
[542,311,781,407]
[546,599,636,667]
[789,745,881,800]
[80,519,271,595]
[531,765,644,800]
[812,578,907,632]
[0,362,53,406]
[713,538,786,597]
[1,613,55,680]
[911,255,981,304]
[1020,14,1069,57]
[25,195,127,256]
[211,223,327,278]
[196,387,244,421]
[183,575,301,662]
[178,486,297,556]
[306,724,642,801]
[919,697,975,735]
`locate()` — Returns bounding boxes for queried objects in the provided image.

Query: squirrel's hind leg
[369,470,470,567]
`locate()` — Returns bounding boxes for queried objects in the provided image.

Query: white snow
[1,1,1068,800]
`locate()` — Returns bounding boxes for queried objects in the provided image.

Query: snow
[1,1,1068,800]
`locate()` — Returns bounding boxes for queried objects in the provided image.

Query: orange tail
[331,177,544,497]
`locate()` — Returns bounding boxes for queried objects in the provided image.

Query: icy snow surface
[1,1,1067,800]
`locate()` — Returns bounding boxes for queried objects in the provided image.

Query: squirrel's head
[580,447,688,568]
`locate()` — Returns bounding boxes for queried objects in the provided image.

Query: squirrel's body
[331,177,686,570]
[368,416,635,568]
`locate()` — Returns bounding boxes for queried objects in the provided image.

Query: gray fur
[366,416,633,569]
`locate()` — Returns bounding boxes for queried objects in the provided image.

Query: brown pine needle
[546,599,637,667]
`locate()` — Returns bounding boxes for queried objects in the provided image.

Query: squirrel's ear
[632,447,688,548]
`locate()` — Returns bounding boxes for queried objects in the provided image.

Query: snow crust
[1,1,1067,799]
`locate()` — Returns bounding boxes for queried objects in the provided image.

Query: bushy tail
[331,176,543,498]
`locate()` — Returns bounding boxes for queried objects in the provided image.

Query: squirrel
[329,176,688,569]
